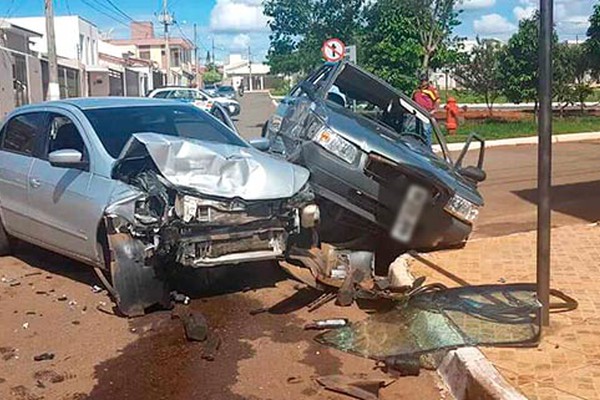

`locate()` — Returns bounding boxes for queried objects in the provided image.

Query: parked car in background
[204,84,219,97]
[263,61,486,273]
[217,85,237,100]
[148,87,241,117]
[0,98,318,316]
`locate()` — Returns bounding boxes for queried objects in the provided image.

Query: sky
[3,0,598,63]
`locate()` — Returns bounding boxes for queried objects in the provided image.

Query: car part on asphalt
[315,284,549,367]
[304,318,349,330]
[315,375,394,400]
[175,309,209,342]
[264,60,486,274]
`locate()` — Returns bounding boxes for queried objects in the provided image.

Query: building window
[139,51,151,60]
[58,66,80,98]
[172,49,180,67]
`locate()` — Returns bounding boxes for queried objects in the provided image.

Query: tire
[108,233,171,317]
[0,215,13,256]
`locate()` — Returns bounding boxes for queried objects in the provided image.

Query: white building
[224,54,271,91]
[8,16,99,66]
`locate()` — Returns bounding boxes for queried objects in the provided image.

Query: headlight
[312,128,358,164]
[444,194,480,224]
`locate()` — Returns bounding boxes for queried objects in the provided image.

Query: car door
[27,111,112,263]
[0,112,48,238]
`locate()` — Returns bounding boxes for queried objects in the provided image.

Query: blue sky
[4,0,598,62]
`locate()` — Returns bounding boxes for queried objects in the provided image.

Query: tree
[454,38,504,115]
[553,43,594,115]
[203,67,222,84]
[586,2,600,78]
[500,12,558,111]
[361,0,423,92]
[406,0,462,70]
[264,0,365,75]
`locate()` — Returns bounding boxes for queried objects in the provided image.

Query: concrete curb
[434,131,600,152]
[438,347,526,400]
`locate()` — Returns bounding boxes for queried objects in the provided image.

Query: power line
[65,0,73,16]
[102,0,135,22]
[79,0,130,28]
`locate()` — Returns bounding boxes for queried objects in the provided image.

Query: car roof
[16,97,184,111]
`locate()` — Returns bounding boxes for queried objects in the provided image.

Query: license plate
[390,185,429,243]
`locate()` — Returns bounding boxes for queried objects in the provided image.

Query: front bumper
[297,142,474,250]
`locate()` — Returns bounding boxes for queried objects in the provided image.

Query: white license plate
[390,185,429,243]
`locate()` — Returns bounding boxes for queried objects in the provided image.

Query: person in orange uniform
[445,97,460,136]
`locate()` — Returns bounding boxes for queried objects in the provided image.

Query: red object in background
[445,97,459,135]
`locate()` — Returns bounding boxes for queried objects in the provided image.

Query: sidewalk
[412,223,600,400]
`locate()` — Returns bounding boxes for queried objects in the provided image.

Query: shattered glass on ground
[316,284,541,361]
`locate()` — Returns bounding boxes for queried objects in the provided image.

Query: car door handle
[29,178,41,188]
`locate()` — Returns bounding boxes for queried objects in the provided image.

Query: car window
[47,114,88,162]
[152,91,171,99]
[84,105,247,158]
[169,90,194,101]
[1,112,47,156]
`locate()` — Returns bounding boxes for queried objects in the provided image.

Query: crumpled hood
[115,133,310,201]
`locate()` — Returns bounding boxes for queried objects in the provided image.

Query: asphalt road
[234,92,276,139]
[472,140,600,238]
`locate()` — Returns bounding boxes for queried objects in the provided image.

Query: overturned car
[262,61,486,273]
[0,99,318,316]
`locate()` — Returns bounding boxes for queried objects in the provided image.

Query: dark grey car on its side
[263,61,486,271]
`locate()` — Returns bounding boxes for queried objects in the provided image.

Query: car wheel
[107,233,171,317]
[0,215,13,256]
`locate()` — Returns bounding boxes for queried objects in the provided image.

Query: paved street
[234,92,277,140]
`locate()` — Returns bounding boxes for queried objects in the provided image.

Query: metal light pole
[537,0,553,327]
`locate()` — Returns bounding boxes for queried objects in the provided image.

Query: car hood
[115,133,310,201]
[213,96,238,104]
[322,105,484,206]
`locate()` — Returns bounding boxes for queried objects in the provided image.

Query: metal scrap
[315,375,395,400]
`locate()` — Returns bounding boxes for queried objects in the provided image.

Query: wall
[88,70,109,96]
[27,56,43,104]
[8,16,100,67]
[0,49,14,118]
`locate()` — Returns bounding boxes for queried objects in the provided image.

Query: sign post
[322,38,346,63]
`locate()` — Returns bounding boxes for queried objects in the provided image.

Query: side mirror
[48,149,87,169]
[459,165,487,183]
[300,81,317,101]
[249,138,270,152]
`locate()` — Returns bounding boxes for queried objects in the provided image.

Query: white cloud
[473,14,517,36]
[513,6,536,21]
[459,0,496,11]
[231,33,251,50]
[209,0,269,33]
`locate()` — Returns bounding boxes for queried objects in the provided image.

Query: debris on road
[33,352,55,362]
[57,295,68,302]
[304,319,349,330]
[33,369,66,384]
[173,310,208,342]
[379,356,421,377]
[315,374,394,400]
[91,285,103,294]
[201,331,221,361]
[0,347,17,361]
[249,306,270,316]
[171,291,191,305]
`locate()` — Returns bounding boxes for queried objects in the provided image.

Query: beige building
[108,22,195,87]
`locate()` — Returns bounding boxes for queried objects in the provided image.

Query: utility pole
[44,0,60,100]
[211,37,215,65]
[193,23,198,67]
[247,45,252,92]
[537,0,553,327]
[159,0,173,85]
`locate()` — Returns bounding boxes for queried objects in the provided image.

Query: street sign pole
[537,0,553,327]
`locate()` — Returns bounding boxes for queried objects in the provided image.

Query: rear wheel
[0,215,13,256]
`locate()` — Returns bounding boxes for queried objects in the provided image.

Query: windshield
[84,105,246,158]
[218,86,235,92]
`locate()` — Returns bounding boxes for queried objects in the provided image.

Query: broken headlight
[312,128,358,164]
[444,194,480,224]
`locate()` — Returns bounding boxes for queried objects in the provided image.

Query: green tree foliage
[361,0,423,91]
[500,12,558,108]
[263,0,365,75]
[586,2,600,78]
[453,38,504,115]
[203,67,222,84]
[554,43,594,115]
[406,0,462,70]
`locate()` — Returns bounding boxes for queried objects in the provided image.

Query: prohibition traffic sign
[322,38,346,62]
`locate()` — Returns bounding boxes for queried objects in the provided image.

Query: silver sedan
[0,98,317,316]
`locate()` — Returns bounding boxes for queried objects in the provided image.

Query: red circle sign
[322,38,346,62]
